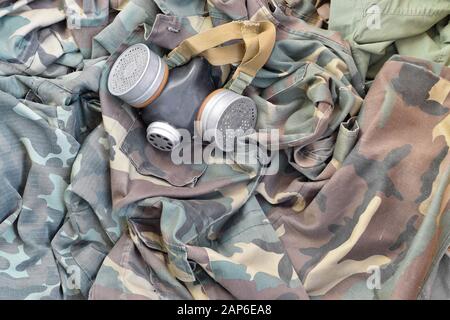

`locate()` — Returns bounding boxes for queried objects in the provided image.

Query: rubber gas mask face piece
[108,47,257,152]
[107,21,276,152]
[107,45,258,152]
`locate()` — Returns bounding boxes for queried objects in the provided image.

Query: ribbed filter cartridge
[198,89,257,151]
[107,43,168,108]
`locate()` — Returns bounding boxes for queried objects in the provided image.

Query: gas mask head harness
[108,21,276,151]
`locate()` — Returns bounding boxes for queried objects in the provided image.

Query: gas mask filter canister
[197,89,257,151]
[107,43,168,108]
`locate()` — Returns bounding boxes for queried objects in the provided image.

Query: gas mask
[107,21,276,151]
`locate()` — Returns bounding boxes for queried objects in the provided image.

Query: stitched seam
[277,23,352,55]
[264,63,310,100]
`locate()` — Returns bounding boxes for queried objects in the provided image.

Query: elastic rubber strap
[165,20,276,94]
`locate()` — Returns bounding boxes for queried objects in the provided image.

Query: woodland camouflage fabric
[0,0,448,300]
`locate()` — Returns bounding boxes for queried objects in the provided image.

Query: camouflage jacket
[0,0,448,300]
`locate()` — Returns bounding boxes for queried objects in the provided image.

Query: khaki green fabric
[165,20,276,94]
[329,0,450,81]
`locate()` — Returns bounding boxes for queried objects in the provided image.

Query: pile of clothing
[0,0,448,300]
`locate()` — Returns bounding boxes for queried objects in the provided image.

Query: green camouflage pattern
[0,56,104,299]
[267,55,450,299]
[0,0,448,300]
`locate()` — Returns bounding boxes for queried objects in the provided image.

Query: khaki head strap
[165,20,276,94]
